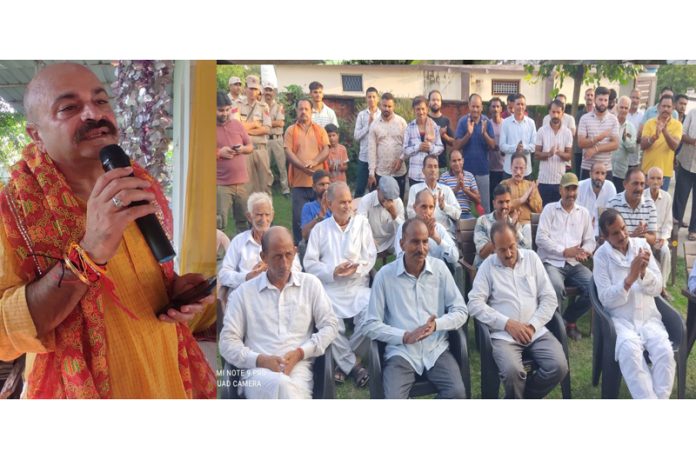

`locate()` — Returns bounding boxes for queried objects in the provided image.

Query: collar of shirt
[553,200,579,214]
[490,246,527,269]
[257,270,302,292]
[241,230,261,249]
[396,254,434,279]
[618,191,647,208]
[643,188,664,203]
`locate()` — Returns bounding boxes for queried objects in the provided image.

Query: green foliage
[278,84,306,127]
[524,63,642,118]
[0,112,28,171]
[216,64,261,92]
[657,65,696,95]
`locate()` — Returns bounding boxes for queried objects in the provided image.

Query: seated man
[406,154,461,234]
[218,193,301,306]
[304,182,377,387]
[468,221,568,399]
[220,227,338,399]
[536,173,596,341]
[500,153,542,224]
[439,150,481,220]
[300,170,332,242]
[576,161,616,237]
[607,166,658,252]
[363,218,468,399]
[644,167,673,300]
[357,175,405,255]
[395,189,458,265]
[593,209,675,399]
[474,184,531,268]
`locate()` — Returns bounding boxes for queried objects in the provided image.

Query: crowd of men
[217,76,696,399]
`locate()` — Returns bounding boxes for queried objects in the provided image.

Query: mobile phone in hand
[157,276,217,315]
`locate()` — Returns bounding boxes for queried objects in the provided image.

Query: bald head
[261,226,293,253]
[24,63,104,123]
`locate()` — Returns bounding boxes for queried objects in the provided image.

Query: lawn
[224,188,696,399]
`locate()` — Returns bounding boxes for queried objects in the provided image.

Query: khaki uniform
[240,98,273,195]
[267,99,289,194]
[228,94,246,122]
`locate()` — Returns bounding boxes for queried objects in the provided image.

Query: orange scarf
[0,144,216,399]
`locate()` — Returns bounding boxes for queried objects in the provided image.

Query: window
[492,79,520,96]
[341,74,363,93]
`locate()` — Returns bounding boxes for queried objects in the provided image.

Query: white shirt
[576,178,617,237]
[535,124,574,185]
[643,188,673,240]
[218,230,302,290]
[311,103,339,128]
[467,249,558,343]
[499,115,537,176]
[535,201,596,268]
[394,221,459,265]
[303,214,377,318]
[542,113,576,135]
[593,238,664,329]
[406,181,461,234]
[219,271,339,369]
[354,107,381,162]
[356,190,404,253]
[627,110,644,132]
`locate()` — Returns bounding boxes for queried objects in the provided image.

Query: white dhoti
[240,360,313,399]
[614,318,675,399]
[654,244,671,289]
[326,286,371,374]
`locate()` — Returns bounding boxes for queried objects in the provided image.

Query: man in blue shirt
[300,170,332,241]
[454,94,496,213]
[363,218,469,399]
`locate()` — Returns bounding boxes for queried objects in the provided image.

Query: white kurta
[218,229,302,290]
[303,214,377,319]
[593,238,675,399]
[220,271,338,399]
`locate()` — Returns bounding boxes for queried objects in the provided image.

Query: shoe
[662,290,674,302]
[566,324,583,341]
[334,368,346,384]
[349,364,369,388]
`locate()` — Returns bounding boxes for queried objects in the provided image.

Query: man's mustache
[74,119,118,143]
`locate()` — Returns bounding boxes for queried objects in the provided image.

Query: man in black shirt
[428,89,454,169]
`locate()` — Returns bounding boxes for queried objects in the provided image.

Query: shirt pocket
[515,274,537,300]
[287,300,313,336]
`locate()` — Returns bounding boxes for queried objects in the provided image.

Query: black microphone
[99,144,176,263]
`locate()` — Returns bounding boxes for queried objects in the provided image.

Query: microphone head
[100,144,131,171]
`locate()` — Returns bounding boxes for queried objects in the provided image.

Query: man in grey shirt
[363,218,468,399]
[468,220,568,398]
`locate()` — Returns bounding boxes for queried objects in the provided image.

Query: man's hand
[653,238,665,250]
[505,319,533,345]
[467,118,475,136]
[218,146,237,159]
[382,199,398,220]
[481,119,488,134]
[319,193,329,217]
[245,260,267,281]
[159,273,213,324]
[563,245,590,261]
[520,181,536,203]
[438,190,446,210]
[368,175,377,189]
[516,141,524,154]
[575,249,591,263]
[625,248,650,288]
[333,261,359,279]
[630,221,648,238]
[403,315,437,344]
[257,354,286,373]
[281,348,304,376]
[391,158,403,173]
[419,140,432,152]
[424,217,441,244]
[81,167,157,265]
[509,208,520,225]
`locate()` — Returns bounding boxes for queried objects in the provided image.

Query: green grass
[225,187,696,399]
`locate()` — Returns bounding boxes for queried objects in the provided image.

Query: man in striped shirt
[439,150,480,220]
[402,96,444,186]
[536,100,573,205]
[607,167,658,247]
[577,86,620,180]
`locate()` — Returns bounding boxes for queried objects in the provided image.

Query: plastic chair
[476,310,571,399]
[368,327,471,399]
[589,281,687,399]
[219,346,335,399]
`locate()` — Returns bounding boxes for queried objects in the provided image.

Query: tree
[657,65,696,95]
[216,64,261,92]
[0,112,28,172]
[524,63,642,118]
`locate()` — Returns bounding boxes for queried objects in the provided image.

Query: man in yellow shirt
[641,95,683,191]
[0,63,215,398]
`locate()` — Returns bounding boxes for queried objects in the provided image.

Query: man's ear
[25,123,46,152]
